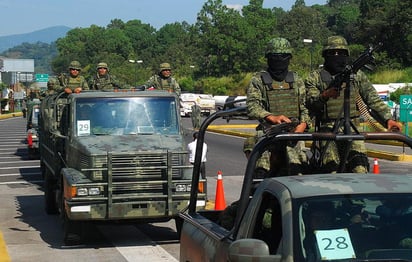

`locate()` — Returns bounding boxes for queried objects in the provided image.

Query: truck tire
[44,170,58,214]
[28,148,37,160]
[60,181,84,245]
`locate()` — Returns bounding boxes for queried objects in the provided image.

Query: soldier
[144,62,181,96]
[191,102,202,130]
[89,62,121,90]
[305,36,402,173]
[57,60,89,93]
[44,77,58,96]
[246,37,310,176]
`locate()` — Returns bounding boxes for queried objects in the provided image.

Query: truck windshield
[75,97,179,136]
[297,194,412,261]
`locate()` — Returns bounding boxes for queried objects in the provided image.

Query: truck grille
[79,151,191,201]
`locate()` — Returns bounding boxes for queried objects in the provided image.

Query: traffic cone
[214,170,226,210]
[373,158,380,174]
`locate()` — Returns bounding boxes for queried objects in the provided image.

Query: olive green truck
[39,90,206,244]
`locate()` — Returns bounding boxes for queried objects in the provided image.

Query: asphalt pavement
[207,123,412,162]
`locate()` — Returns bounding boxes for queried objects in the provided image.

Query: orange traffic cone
[373,158,380,174]
[214,170,226,210]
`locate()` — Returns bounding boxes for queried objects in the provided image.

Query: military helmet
[69,60,82,70]
[159,62,171,72]
[96,62,108,70]
[322,36,349,56]
[265,37,292,55]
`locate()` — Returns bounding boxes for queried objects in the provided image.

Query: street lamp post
[303,39,313,71]
[128,59,143,86]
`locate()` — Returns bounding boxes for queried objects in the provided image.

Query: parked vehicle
[180,93,216,117]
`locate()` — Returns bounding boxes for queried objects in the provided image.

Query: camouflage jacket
[305,69,392,126]
[89,74,121,90]
[57,74,89,92]
[145,74,181,96]
[246,71,310,127]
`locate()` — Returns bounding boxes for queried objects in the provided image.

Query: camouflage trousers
[315,125,369,173]
[255,130,308,176]
[191,114,201,129]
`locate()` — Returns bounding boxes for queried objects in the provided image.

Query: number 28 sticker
[315,228,356,260]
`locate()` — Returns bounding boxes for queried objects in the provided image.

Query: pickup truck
[179,107,412,262]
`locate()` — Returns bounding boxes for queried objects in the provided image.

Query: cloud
[225,4,243,11]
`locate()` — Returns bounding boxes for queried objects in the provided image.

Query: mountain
[0,26,71,52]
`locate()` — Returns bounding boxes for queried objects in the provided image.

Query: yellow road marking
[0,231,11,262]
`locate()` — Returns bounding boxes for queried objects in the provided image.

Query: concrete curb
[207,126,412,162]
[0,112,23,120]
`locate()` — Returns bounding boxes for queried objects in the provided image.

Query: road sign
[35,74,49,82]
[400,95,412,122]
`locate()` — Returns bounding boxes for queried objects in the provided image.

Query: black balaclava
[324,54,349,75]
[267,54,291,81]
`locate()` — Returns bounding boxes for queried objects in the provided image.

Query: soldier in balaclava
[305,36,402,173]
[246,37,310,176]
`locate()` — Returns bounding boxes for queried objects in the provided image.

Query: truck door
[251,192,283,254]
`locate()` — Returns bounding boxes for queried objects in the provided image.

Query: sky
[0,0,327,37]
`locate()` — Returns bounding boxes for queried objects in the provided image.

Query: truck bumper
[65,198,190,221]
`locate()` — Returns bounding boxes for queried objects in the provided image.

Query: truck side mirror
[229,239,281,262]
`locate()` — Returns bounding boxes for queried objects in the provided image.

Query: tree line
[1,0,411,98]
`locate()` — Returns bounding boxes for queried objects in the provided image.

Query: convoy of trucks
[38,90,206,244]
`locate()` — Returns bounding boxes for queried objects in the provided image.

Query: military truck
[39,90,206,244]
[179,107,412,261]
[26,98,41,159]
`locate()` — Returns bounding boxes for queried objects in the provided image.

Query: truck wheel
[44,170,58,214]
[60,184,84,245]
[28,148,36,160]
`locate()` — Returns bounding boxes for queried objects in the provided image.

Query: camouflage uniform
[144,63,181,96]
[89,62,122,90]
[56,61,89,93]
[191,103,202,129]
[44,77,59,96]
[247,37,310,176]
[305,36,394,173]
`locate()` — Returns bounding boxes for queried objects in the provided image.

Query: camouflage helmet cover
[97,62,108,70]
[69,60,82,70]
[159,62,171,72]
[265,37,292,55]
[323,36,350,55]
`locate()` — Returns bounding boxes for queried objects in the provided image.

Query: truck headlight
[88,187,101,195]
[76,187,101,196]
[175,184,191,192]
[77,188,88,196]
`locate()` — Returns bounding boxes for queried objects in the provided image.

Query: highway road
[0,115,411,261]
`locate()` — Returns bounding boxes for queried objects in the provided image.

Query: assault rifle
[327,42,383,92]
